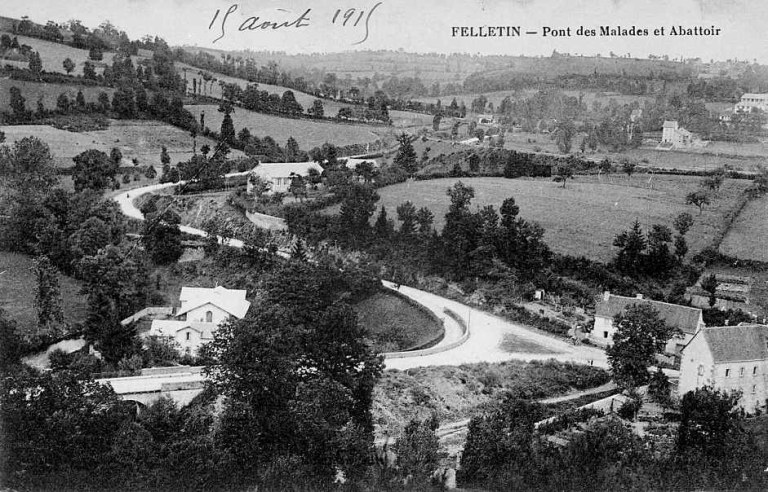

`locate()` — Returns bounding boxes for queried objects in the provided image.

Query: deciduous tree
[606,303,679,389]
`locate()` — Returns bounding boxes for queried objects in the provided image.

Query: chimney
[603,291,611,302]
[635,293,644,299]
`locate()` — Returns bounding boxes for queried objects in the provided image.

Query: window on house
[725,368,730,377]
[206,310,213,323]
[754,366,758,376]
[603,331,608,339]
[740,367,745,377]
[186,332,190,341]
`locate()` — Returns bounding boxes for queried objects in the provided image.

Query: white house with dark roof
[148,286,250,355]
[247,162,324,194]
[679,324,768,412]
[591,292,705,354]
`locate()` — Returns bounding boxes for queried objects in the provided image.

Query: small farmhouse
[679,324,768,412]
[341,157,379,170]
[148,286,250,355]
[477,114,494,125]
[660,120,694,148]
[247,162,324,194]
[590,292,704,354]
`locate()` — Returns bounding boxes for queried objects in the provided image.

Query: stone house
[660,120,694,147]
[148,286,250,355]
[590,292,705,355]
[679,324,768,412]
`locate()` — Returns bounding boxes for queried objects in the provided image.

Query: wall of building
[590,316,615,347]
[184,304,229,324]
[710,360,768,412]
[679,334,714,395]
[176,327,204,354]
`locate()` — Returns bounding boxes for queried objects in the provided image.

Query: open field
[0,78,115,114]
[356,291,443,352]
[412,88,653,110]
[186,104,380,149]
[332,175,751,262]
[373,360,609,436]
[179,62,355,116]
[0,251,89,334]
[179,64,432,128]
[719,194,768,262]
[1,119,233,169]
[500,129,768,171]
[0,32,151,77]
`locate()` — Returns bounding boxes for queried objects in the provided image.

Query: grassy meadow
[719,194,768,262]
[356,291,443,353]
[0,251,89,335]
[185,104,380,149]
[1,119,234,169]
[0,79,115,114]
[335,175,752,263]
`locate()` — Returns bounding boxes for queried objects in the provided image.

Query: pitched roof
[662,120,678,128]
[251,162,323,180]
[596,294,702,335]
[701,325,768,363]
[177,286,250,319]
[741,93,768,100]
[149,320,216,339]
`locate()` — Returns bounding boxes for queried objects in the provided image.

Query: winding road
[102,177,608,398]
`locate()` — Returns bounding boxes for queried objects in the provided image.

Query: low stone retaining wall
[245,210,288,231]
[382,307,470,360]
[384,288,446,351]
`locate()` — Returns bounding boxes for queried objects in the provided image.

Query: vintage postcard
[1,1,767,490]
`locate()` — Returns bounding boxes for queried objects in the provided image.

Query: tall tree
[142,210,183,265]
[206,264,383,482]
[9,86,28,121]
[220,112,236,145]
[393,133,417,175]
[396,201,418,237]
[606,303,679,389]
[72,149,118,192]
[613,220,646,276]
[33,255,65,333]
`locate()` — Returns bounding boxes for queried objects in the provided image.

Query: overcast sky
[3,0,767,62]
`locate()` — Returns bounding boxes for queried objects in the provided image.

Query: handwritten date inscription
[210,3,383,45]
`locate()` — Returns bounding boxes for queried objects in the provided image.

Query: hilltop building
[679,324,768,412]
[591,292,705,355]
[734,93,768,114]
[247,162,324,194]
[147,286,250,355]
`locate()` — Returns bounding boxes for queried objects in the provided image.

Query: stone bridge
[97,366,207,407]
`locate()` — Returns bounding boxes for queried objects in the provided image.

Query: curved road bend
[382,281,607,371]
[106,179,607,389]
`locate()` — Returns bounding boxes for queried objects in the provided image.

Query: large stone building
[148,286,250,355]
[679,324,768,412]
[591,292,705,354]
[734,93,768,114]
